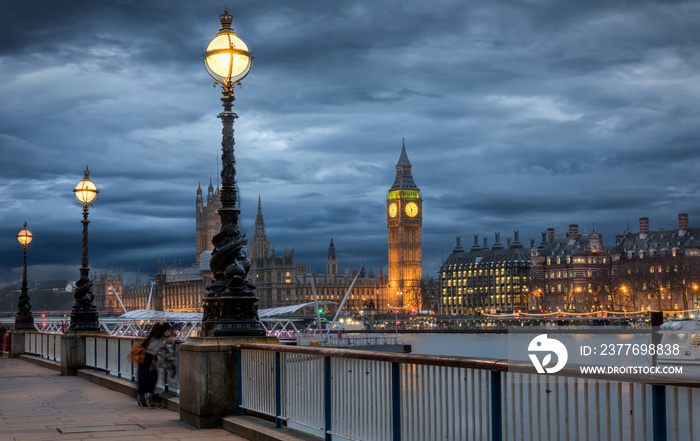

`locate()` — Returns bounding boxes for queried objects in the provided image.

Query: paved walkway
[0,358,247,441]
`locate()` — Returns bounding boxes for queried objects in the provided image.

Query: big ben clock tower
[387,140,422,311]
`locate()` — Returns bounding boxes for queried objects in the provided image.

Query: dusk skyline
[1,0,699,286]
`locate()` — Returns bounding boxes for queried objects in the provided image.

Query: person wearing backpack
[136,321,171,408]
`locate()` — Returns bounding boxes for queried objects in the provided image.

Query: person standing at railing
[156,324,180,395]
[136,321,171,409]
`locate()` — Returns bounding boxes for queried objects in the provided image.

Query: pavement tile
[0,359,248,440]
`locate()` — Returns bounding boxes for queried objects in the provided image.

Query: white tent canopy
[258,301,336,319]
[118,309,203,321]
[118,301,337,322]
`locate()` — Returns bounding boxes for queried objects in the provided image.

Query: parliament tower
[387,140,422,310]
[196,180,221,263]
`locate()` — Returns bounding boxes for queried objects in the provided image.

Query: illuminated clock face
[389,203,398,218]
[405,202,419,217]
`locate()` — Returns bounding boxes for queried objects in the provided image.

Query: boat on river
[658,319,700,365]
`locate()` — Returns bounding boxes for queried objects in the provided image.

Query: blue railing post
[94,338,97,371]
[324,356,332,441]
[275,351,282,428]
[105,338,109,374]
[490,371,503,441]
[53,336,56,361]
[652,385,667,441]
[117,340,121,378]
[391,362,402,441]
[130,341,135,382]
[237,349,243,415]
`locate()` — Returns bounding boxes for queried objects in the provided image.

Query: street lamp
[201,10,264,336]
[70,166,100,331]
[15,222,34,330]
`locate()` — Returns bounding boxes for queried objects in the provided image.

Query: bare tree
[589,261,619,310]
[402,285,423,312]
[618,259,648,311]
[420,276,441,313]
[665,255,700,310]
[644,261,664,310]
[527,271,547,311]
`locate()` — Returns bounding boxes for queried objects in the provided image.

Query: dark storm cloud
[430,190,655,218]
[1,0,699,287]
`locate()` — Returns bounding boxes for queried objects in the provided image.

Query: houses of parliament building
[95,143,423,315]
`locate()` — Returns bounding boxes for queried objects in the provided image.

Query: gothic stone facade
[248,197,388,312]
[99,143,423,315]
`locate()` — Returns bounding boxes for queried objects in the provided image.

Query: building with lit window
[441,214,700,314]
[96,142,428,314]
[440,232,530,315]
[610,214,700,311]
[248,197,387,310]
[529,224,610,311]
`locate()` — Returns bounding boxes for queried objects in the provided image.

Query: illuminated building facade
[387,141,422,310]
[529,224,610,311]
[248,198,387,310]
[440,233,530,315]
[610,214,700,311]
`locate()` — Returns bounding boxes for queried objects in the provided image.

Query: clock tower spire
[387,139,422,311]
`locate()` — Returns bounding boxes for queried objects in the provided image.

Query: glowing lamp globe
[204,10,252,85]
[74,166,99,206]
[17,222,32,246]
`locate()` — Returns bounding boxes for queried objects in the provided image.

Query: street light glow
[16,222,33,246]
[204,10,252,86]
[73,167,99,206]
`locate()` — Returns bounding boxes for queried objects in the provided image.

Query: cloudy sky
[1,0,699,286]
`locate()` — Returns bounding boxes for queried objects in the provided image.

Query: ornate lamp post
[201,10,265,336]
[70,167,100,331]
[15,222,34,330]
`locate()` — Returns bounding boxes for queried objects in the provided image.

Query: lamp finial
[219,9,233,32]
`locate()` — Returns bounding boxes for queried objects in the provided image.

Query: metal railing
[235,343,700,441]
[297,333,404,348]
[24,331,62,361]
[21,332,180,394]
[83,335,140,382]
[83,335,180,393]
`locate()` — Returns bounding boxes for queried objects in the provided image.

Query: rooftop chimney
[492,232,504,250]
[453,236,465,253]
[640,217,649,235]
[471,235,482,252]
[547,228,555,243]
[483,237,488,249]
[569,224,579,241]
[511,230,524,249]
[679,213,689,231]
